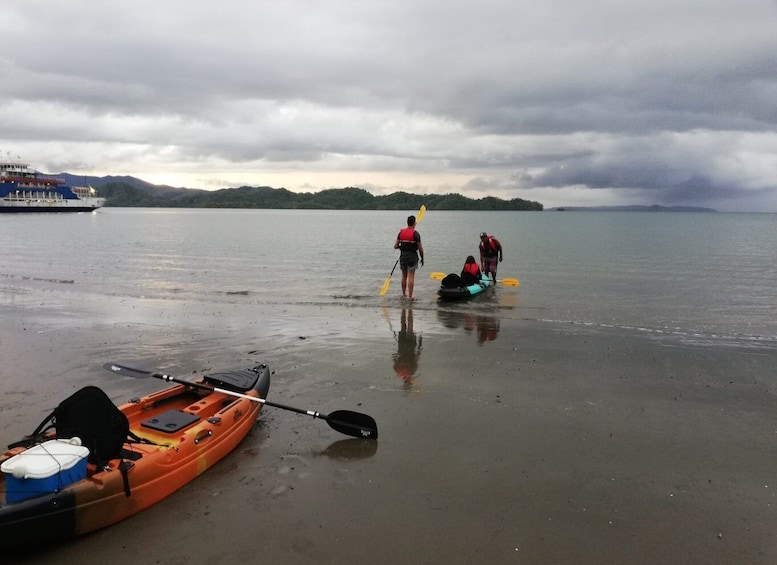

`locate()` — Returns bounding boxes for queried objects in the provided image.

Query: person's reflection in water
[476,316,500,345]
[392,308,422,387]
[436,309,501,346]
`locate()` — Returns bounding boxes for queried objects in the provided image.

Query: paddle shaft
[429,272,519,286]
[151,372,316,416]
[103,363,378,439]
[388,258,400,278]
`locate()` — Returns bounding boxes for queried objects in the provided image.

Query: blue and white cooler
[1,438,89,503]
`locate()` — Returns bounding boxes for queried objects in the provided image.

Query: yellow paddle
[380,205,426,295]
[429,271,520,287]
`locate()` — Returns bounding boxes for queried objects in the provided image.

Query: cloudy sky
[2,0,776,211]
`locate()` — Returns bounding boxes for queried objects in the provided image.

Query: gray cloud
[1,0,776,211]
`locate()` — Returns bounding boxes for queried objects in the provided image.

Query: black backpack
[16,386,130,468]
[441,273,462,288]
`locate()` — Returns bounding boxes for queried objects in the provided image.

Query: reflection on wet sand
[391,308,422,386]
[318,438,379,460]
[437,309,501,346]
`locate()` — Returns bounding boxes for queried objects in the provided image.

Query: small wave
[0,273,74,284]
[534,317,777,349]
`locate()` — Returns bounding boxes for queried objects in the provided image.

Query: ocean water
[1,208,775,346]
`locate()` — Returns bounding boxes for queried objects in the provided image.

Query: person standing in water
[394,215,424,300]
[479,232,503,281]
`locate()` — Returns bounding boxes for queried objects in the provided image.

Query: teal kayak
[437,274,493,301]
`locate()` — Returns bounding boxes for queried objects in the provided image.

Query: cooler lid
[1,438,89,479]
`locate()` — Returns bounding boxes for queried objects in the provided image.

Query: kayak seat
[50,386,130,468]
[141,410,200,434]
[203,367,262,393]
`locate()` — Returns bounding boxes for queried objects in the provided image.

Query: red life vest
[398,227,417,251]
[463,262,480,277]
[480,236,500,257]
[398,227,415,242]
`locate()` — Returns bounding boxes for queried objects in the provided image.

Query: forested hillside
[72,175,543,211]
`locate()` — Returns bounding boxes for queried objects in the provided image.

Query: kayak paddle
[380,204,426,296]
[380,259,400,296]
[103,362,378,440]
[429,271,519,287]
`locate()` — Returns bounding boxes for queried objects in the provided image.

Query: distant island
[550,205,717,212]
[59,173,716,213]
[61,174,543,211]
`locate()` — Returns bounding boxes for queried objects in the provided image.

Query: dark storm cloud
[1,0,776,211]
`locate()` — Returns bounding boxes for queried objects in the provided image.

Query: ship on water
[0,156,106,213]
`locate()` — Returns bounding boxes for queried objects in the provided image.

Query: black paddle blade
[326,410,378,440]
[103,362,155,379]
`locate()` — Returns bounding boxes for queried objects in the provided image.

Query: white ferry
[0,157,106,213]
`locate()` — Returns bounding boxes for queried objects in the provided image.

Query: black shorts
[400,255,418,271]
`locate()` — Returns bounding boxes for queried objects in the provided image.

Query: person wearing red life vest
[460,255,483,285]
[393,215,424,300]
[479,232,503,281]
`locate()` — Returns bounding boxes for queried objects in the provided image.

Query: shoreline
[3,296,777,563]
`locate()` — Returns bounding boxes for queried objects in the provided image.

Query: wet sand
[2,294,777,564]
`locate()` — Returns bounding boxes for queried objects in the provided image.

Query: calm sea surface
[1,208,775,345]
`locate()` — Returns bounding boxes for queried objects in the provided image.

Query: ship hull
[0,204,102,213]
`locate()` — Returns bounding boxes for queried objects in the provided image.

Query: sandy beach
[2,294,777,564]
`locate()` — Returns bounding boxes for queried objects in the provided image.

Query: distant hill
[60,174,207,205]
[60,174,544,211]
[550,205,717,212]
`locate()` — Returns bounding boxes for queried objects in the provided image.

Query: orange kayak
[0,364,270,548]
